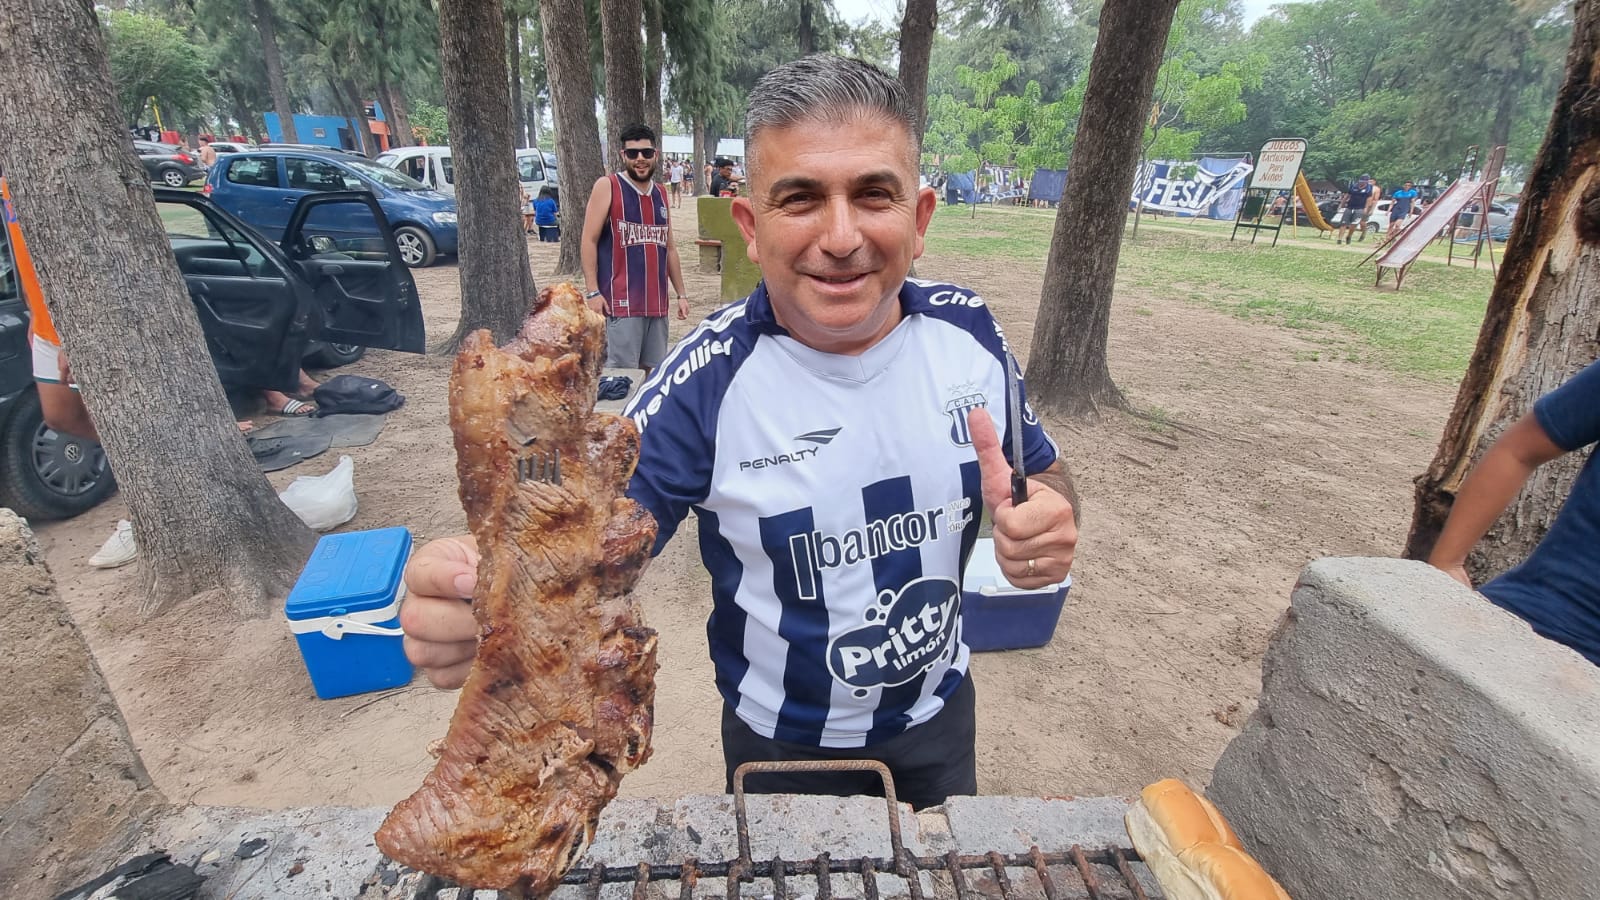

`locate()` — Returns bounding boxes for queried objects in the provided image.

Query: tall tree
[0,0,314,616]
[541,0,608,275]
[1027,0,1183,417]
[249,0,298,142]
[897,0,938,143]
[438,0,540,348]
[508,4,527,149]
[102,9,213,129]
[1405,1,1600,579]
[644,0,664,139]
[600,0,646,149]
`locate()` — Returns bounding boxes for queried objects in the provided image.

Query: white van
[375,146,455,195]
[517,148,558,203]
[378,145,558,203]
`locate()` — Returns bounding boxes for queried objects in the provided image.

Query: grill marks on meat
[375,284,658,895]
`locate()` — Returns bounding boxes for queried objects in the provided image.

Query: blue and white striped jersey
[623,278,1059,748]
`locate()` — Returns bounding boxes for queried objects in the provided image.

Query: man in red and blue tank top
[580,123,690,373]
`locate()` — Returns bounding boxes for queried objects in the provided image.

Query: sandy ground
[35,199,1456,810]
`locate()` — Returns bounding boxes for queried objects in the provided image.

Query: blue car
[205,150,458,267]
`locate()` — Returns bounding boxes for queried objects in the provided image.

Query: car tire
[305,341,366,369]
[1366,222,1380,236]
[160,167,187,188]
[393,225,437,268]
[0,390,116,521]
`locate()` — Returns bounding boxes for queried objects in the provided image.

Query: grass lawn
[924,204,1496,381]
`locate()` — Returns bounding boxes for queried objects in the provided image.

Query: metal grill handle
[730,759,909,873]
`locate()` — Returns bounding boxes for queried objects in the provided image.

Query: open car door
[280,191,425,354]
[154,189,311,393]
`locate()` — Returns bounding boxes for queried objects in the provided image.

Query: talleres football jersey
[624,278,1059,748]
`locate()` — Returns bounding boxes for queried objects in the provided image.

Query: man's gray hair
[745,54,916,145]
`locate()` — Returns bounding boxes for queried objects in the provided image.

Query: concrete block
[1210,557,1600,900]
[145,805,389,899]
[0,510,164,897]
[941,795,1134,854]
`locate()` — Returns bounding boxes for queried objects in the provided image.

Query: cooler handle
[322,618,407,640]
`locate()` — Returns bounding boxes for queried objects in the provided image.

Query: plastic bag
[278,455,358,532]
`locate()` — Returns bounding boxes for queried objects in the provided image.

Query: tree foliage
[102,9,213,128]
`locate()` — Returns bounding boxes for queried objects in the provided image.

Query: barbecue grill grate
[408,761,1156,899]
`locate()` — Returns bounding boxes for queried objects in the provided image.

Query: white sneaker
[89,519,137,568]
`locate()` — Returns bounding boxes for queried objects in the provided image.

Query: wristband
[584,290,602,300]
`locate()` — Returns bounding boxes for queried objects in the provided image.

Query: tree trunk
[600,0,646,150]
[1405,3,1600,580]
[1027,0,1181,418]
[508,7,527,149]
[330,75,371,155]
[439,0,541,349]
[541,0,607,276]
[250,0,297,143]
[227,87,261,142]
[527,99,541,147]
[692,115,706,196]
[378,73,411,148]
[644,0,664,140]
[0,0,315,617]
[798,0,816,56]
[341,76,378,155]
[896,0,937,144]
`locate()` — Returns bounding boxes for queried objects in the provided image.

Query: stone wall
[1210,557,1600,900]
[0,510,166,897]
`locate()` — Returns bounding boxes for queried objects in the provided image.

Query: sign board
[1248,138,1307,191]
[313,127,327,139]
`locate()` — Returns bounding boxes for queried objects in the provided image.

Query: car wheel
[160,167,187,188]
[0,390,116,521]
[393,225,437,268]
[1366,222,1380,236]
[305,341,366,369]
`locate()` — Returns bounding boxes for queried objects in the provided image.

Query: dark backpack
[312,374,405,416]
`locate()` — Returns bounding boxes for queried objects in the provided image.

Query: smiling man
[398,56,1078,809]
[581,123,690,372]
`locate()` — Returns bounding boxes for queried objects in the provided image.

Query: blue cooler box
[284,527,415,700]
[961,537,1071,652]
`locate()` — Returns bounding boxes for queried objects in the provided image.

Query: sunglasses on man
[622,148,657,160]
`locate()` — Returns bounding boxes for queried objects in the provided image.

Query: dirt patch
[34,201,1452,810]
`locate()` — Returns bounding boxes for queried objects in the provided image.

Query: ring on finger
[1027,558,1037,577]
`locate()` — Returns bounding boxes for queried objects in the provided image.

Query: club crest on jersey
[945,392,987,446]
[827,577,961,691]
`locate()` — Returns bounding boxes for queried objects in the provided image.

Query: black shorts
[720,674,978,810]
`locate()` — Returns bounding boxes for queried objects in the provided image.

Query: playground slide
[1375,177,1482,272]
[1293,173,1333,231]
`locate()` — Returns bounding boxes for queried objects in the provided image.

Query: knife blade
[1005,349,1028,507]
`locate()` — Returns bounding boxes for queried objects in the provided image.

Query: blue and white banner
[1134,157,1255,219]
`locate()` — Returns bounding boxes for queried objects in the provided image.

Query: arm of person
[580,176,612,313]
[1427,413,1566,587]
[664,218,689,319]
[967,409,1077,590]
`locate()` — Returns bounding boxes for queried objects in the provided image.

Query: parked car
[132,140,205,187]
[207,141,255,155]
[0,184,425,520]
[205,150,459,267]
[376,146,455,197]
[257,142,370,157]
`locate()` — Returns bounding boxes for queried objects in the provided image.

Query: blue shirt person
[1429,360,1600,665]
[1390,181,1420,220]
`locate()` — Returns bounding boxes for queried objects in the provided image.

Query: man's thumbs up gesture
[967,408,1078,590]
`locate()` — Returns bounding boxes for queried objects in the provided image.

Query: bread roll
[1123,779,1291,900]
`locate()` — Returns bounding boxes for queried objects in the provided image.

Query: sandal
[277,399,316,417]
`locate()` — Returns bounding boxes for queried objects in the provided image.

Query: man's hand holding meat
[396,535,479,690]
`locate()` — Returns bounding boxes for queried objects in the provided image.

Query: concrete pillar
[0,510,166,895]
[1210,558,1600,900]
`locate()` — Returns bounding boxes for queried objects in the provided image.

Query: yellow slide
[1294,172,1333,231]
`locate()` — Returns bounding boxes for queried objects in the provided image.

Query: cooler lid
[285,526,413,620]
